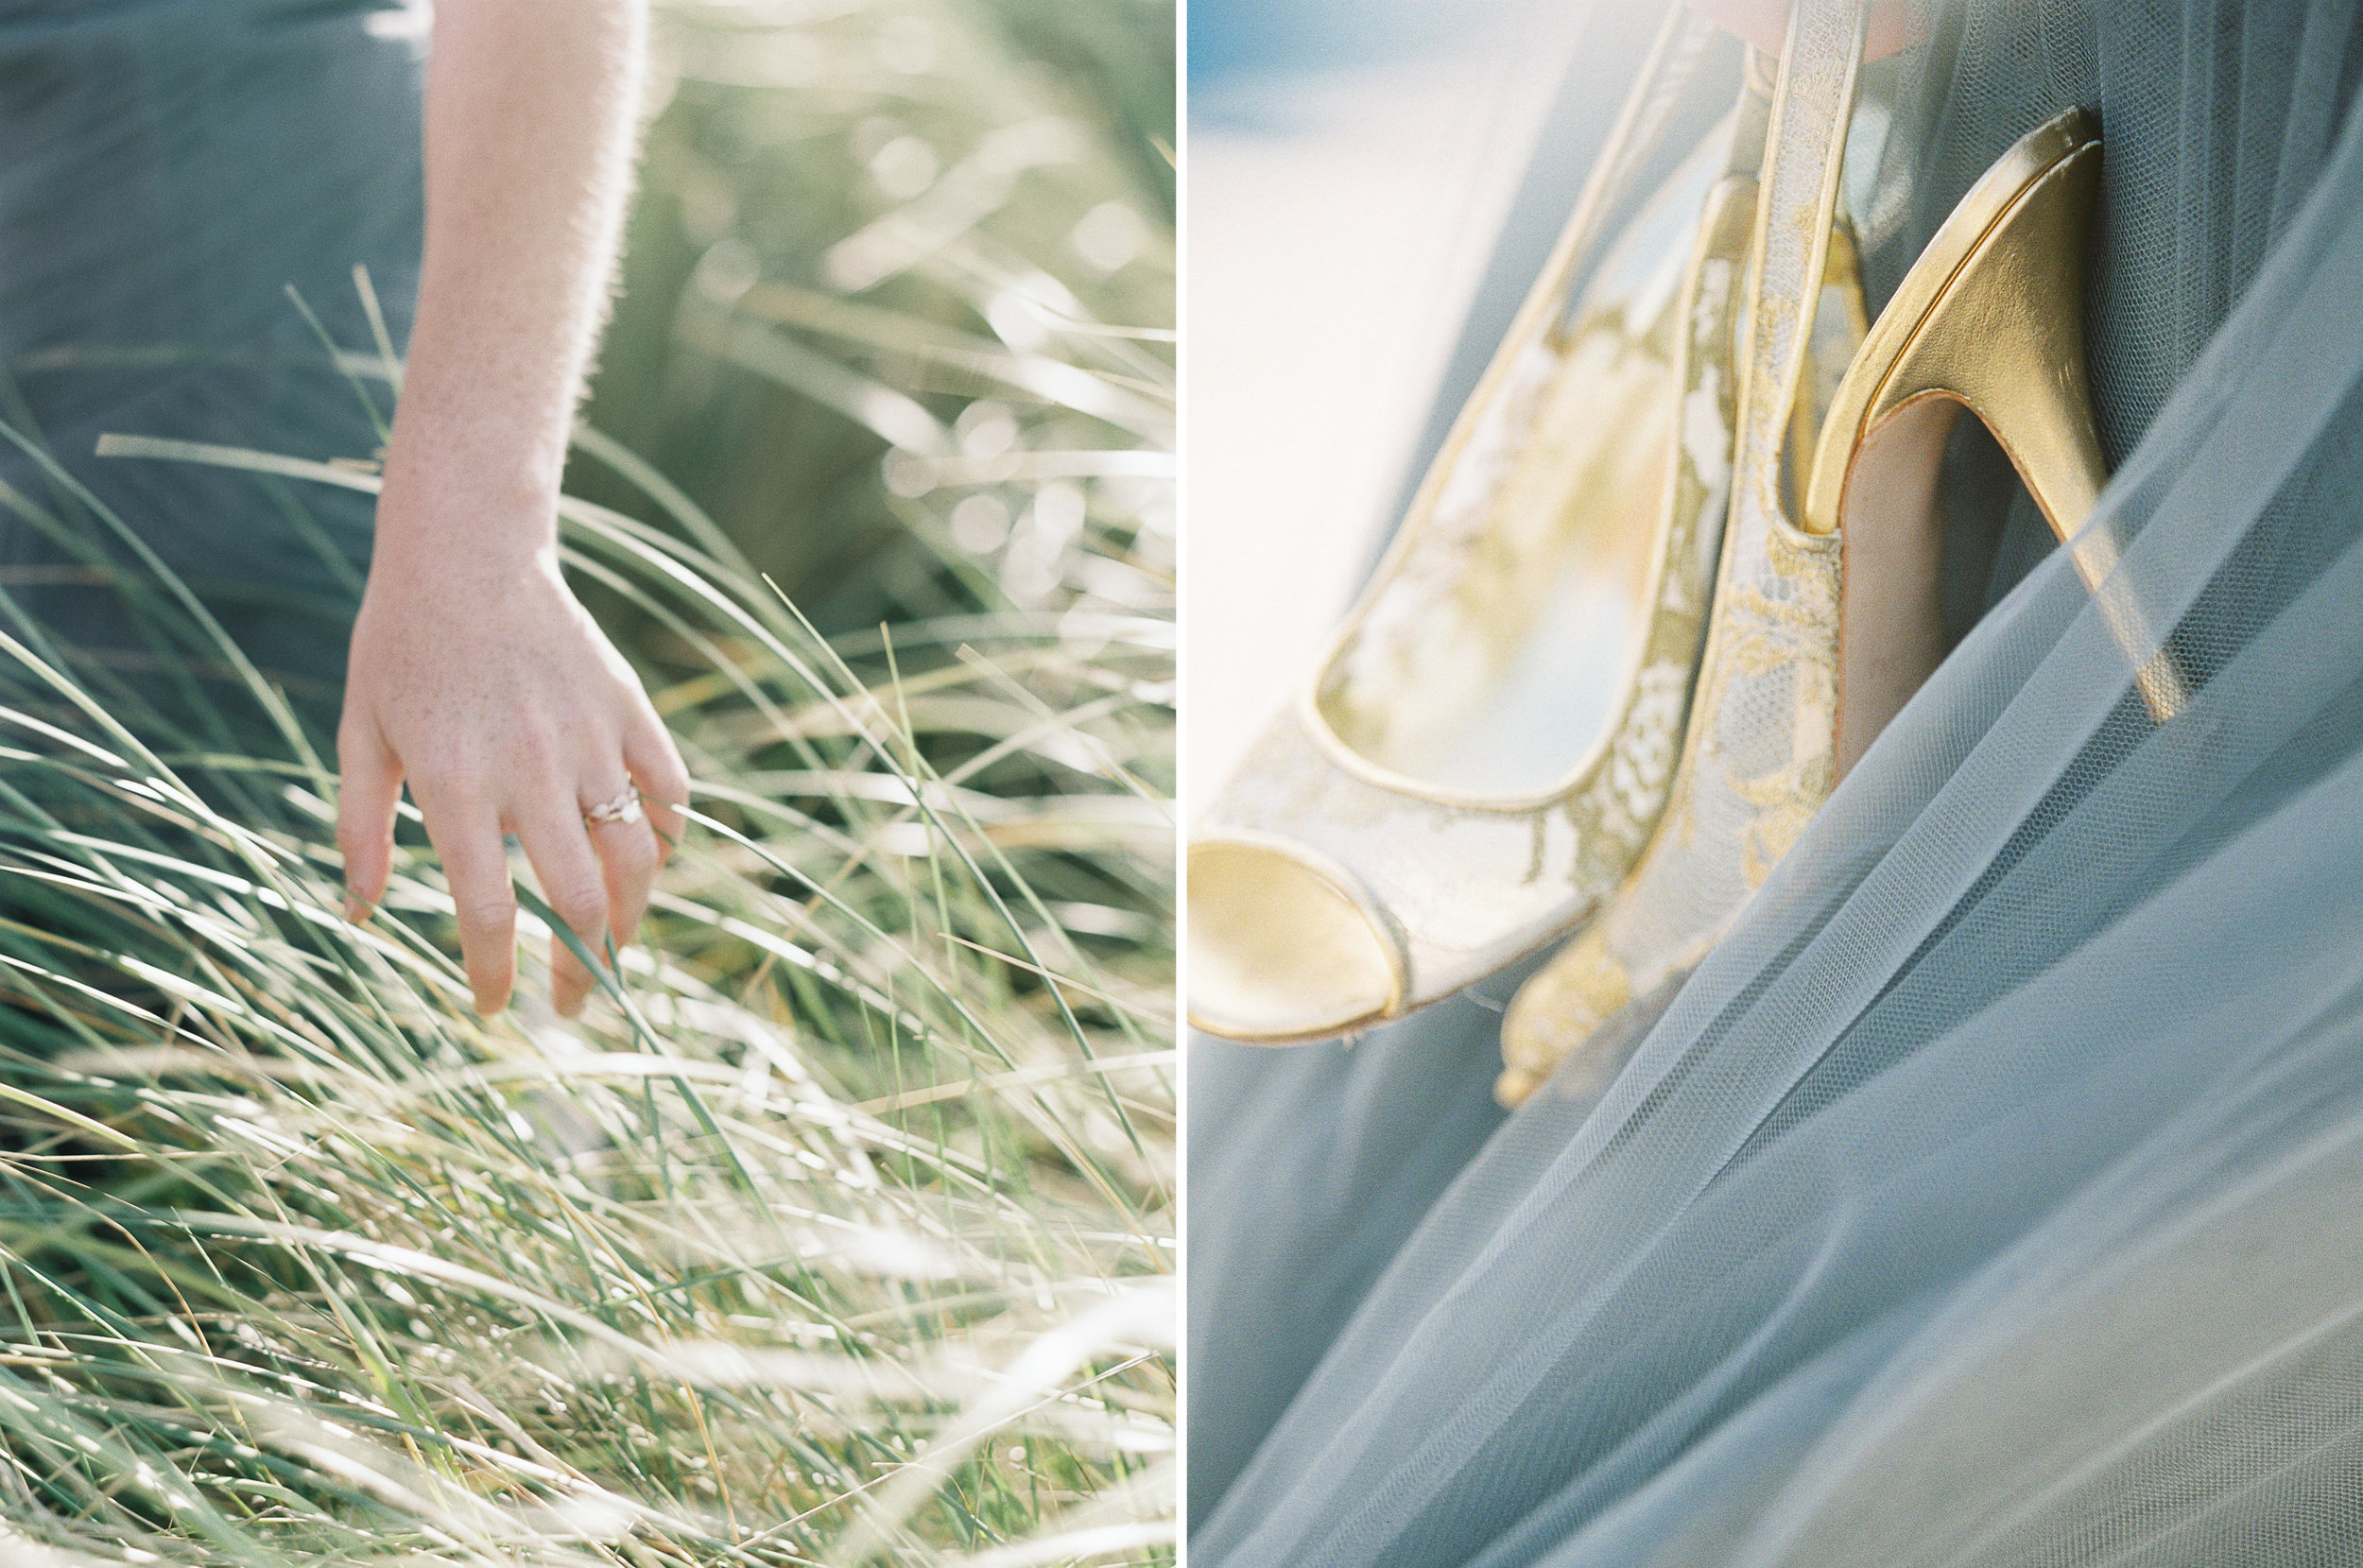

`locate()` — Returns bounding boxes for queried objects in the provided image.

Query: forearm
[383,0,648,563]
[338,0,683,1017]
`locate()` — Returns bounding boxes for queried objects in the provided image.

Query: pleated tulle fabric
[0,0,423,689]
[1187,2,2363,1560]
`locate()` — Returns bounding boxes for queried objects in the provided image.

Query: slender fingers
[624,712,692,862]
[568,713,684,1017]
[515,795,613,1019]
[335,715,405,921]
[407,719,685,1019]
[585,802,664,1003]
[416,787,519,1014]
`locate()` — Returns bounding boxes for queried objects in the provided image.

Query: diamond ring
[583,786,644,828]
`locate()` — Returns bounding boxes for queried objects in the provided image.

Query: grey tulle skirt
[1190,2,2363,1563]
[0,0,423,700]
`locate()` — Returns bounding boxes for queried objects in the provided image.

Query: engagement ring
[583,786,644,828]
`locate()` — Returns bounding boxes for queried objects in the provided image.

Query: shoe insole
[1310,114,1883,802]
[1310,158,1694,800]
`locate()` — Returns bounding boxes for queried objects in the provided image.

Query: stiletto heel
[1806,107,2182,775]
[1501,17,2185,1104]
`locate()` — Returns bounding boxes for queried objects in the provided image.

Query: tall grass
[0,0,1172,1562]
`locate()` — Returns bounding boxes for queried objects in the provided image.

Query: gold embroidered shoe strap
[1567,8,1724,274]
[1504,7,1721,355]
[1731,0,1870,502]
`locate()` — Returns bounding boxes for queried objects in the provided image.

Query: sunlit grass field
[0,1,1173,1562]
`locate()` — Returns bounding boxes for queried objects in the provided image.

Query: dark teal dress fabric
[1189,2,2363,1562]
[0,0,423,698]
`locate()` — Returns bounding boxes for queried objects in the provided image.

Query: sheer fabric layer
[1188,1,2363,1561]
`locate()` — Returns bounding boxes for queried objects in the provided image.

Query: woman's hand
[336,0,668,1016]
[335,482,688,1017]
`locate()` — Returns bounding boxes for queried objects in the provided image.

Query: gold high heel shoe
[1806,108,2184,767]
[1189,21,1814,1042]
[1498,8,2184,1103]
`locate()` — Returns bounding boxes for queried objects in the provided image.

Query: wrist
[371,518,560,595]
[372,445,562,571]
[378,336,574,526]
